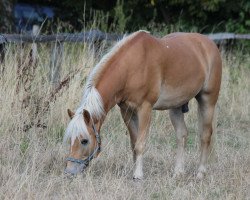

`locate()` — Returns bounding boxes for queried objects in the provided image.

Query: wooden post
[0,35,6,71]
[29,25,40,66]
[0,43,5,61]
[49,40,63,87]
[0,42,5,74]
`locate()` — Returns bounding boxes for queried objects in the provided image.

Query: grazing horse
[64,31,222,180]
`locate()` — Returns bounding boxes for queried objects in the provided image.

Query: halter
[66,124,101,169]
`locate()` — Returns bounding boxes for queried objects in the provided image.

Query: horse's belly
[152,85,200,110]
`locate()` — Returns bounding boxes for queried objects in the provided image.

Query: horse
[64,30,222,180]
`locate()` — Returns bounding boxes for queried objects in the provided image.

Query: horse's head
[64,109,101,176]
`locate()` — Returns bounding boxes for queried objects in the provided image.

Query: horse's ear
[67,109,75,119]
[83,109,91,126]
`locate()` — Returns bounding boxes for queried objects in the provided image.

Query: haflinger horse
[64,30,222,180]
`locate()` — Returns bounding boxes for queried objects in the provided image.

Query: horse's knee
[176,129,188,146]
[134,142,144,155]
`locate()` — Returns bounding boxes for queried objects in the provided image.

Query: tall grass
[0,40,249,199]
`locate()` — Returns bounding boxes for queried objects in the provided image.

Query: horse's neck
[92,33,144,113]
[94,63,126,113]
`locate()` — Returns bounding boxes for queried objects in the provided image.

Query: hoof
[196,171,205,180]
[133,175,143,181]
[133,169,143,181]
[196,165,206,180]
[173,167,185,178]
[173,172,185,179]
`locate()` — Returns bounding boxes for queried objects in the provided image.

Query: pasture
[0,41,249,199]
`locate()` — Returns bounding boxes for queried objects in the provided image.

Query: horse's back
[116,31,221,110]
[152,33,222,110]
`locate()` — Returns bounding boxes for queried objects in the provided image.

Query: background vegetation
[0,37,249,199]
[1,0,250,33]
[0,1,250,199]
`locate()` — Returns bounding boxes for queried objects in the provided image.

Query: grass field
[0,41,249,200]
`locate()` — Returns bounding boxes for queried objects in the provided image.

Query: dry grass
[0,42,249,200]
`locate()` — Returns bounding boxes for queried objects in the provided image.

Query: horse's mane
[64,30,149,142]
[86,30,149,88]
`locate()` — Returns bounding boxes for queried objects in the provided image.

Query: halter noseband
[66,124,101,169]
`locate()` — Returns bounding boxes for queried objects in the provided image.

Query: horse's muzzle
[64,163,86,176]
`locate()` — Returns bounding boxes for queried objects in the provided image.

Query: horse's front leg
[120,102,152,180]
[132,102,152,180]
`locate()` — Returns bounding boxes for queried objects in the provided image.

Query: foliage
[4,0,249,34]
[0,0,15,32]
[0,41,249,199]
[112,0,130,33]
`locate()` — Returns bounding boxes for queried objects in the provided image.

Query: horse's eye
[81,139,89,145]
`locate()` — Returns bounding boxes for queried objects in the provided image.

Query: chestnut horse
[64,31,222,179]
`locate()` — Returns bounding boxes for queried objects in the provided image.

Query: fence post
[0,35,6,74]
[0,43,5,62]
[0,42,5,74]
[49,39,63,87]
[29,25,40,66]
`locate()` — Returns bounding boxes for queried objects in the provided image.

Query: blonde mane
[87,30,149,86]
[64,30,149,143]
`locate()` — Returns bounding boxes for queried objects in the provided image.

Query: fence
[2,31,250,44]
[1,28,250,86]
[0,27,123,85]
[1,28,250,131]
[0,30,123,44]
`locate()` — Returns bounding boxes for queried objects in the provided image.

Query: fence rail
[1,29,250,88]
[0,30,123,44]
[1,31,250,44]
[0,29,249,129]
[207,33,250,41]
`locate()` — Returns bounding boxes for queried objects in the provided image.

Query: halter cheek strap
[66,124,101,169]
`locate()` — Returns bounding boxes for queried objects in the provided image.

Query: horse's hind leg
[169,108,188,177]
[196,93,217,179]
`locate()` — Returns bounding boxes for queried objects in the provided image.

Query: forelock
[64,114,89,145]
